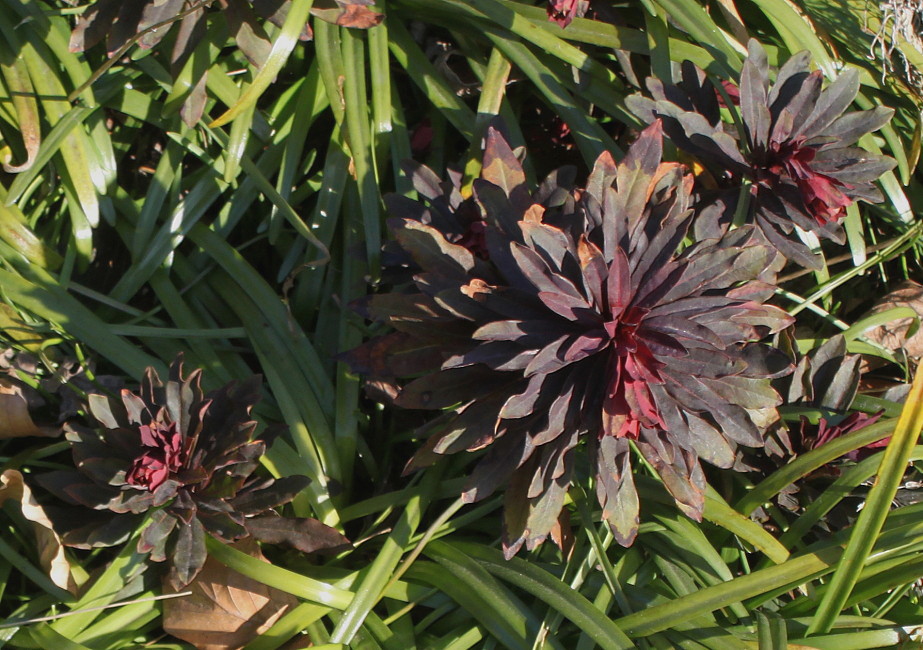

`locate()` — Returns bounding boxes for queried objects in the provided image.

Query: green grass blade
[704,488,790,564]
[736,420,895,516]
[327,468,441,644]
[615,546,842,638]
[209,0,316,127]
[452,542,635,649]
[341,27,381,275]
[386,19,476,139]
[808,365,923,634]
[204,536,352,609]
[0,268,160,378]
[407,559,529,650]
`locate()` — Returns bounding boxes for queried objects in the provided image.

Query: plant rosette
[38,356,348,588]
[627,39,896,269]
[346,122,795,556]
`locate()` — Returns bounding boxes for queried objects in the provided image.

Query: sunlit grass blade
[204,536,352,609]
[209,0,316,127]
[736,419,895,516]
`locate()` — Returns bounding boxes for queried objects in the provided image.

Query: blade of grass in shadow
[291,132,349,323]
[209,278,339,523]
[646,507,749,617]
[314,19,346,126]
[747,0,834,73]
[644,8,672,84]
[483,32,612,164]
[130,135,184,260]
[807,364,923,635]
[425,541,567,650]
[341,26,382,276]
[327,466,443,645]
[487,0,724,75]
[0,537,71,603]
[333,190,365,493]
[205,126,330,264]
[405,563,529,650]
[386,19,476,139]
[452,542,635,649]
[779,448,923,551]
[0,268,160,378]
[269,63,329,243]
[650,0,742,73]
[368,1,392,175]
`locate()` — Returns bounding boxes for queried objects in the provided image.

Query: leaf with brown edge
[0,470,74,593]
[0,378,59,439]
[596,437,639,547]
[163,539,298,650]
[482,127,530,212]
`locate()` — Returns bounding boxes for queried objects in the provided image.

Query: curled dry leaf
[861,280,923,366]
[162,539,298,650]
[0,378,59,439]
[0,470,74,593]
[311,0,384,28]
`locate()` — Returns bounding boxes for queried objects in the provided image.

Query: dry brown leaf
[0,378,59,439]
[311,3,384,29]
[334,4,384,28]
[163,539,298,650]
[0,470,74,592]
[861,280,923,366]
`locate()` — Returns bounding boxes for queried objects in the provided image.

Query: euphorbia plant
[346,123,794,555]
[627,40,896,269]
[39,357,348,588]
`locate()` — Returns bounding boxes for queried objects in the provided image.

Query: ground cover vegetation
[0,0,922,647]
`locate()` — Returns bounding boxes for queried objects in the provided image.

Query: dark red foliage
[346,124,794,555]
[38,357,349,588]
[547,0,588,27]
[628,40,896,269]
[808,411,886,459]
[126,422,184,491]
[762,137,853,226]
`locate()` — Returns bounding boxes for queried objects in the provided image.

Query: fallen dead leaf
[0,470,74,593]
[311,0,384,29]
[860,280,923,367]
[163,539,298,650]
[0,378,59,439]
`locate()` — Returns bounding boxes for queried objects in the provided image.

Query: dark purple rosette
[346,123,795,555]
